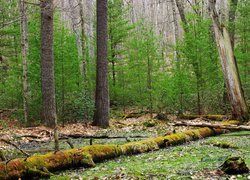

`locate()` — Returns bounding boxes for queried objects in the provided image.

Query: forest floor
[0,113,250,179]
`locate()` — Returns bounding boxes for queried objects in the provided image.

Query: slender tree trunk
[40,0,59,150]
[19,0,29,124]
[172,0,183,114]
[175,0,187,32]
[209,0,249,120]
[78,0,86,79]
[171,0,179,59]
[60,0,66,127]
[228,0,238,48]
[93,0,109,127]
[68,0,83,76]
[86,0,94,59]
[147,46,153,118]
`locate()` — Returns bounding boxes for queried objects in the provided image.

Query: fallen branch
[179,114,230,121]
[59,134,149,140]
[0,139,30,157]
[66,140,74,149]
[0,121,233,179]
[173,121,250,131]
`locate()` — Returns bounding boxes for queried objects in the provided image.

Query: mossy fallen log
[0,123,235,179]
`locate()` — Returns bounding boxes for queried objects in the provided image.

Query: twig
[66,140,74,149]
[0,139,30,157]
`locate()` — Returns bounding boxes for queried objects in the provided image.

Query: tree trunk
[40,0,59,150]
[93,0,109,127]
[172,0,184,113]
[19,0,29,124]
[78,0,86,79]
[146,44,153,118]
[208,0,249,120]
[228,0,238,48]
[175,0,187,32]
[86,0,94,59]
[68,0,83,75]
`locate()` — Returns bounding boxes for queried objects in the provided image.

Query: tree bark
[19,0,29,124]
[78,0,86,79]
[175,0,188,32]
[68,0,83,77]
[40,0,59,150]
[171,0,180,60]
[208,0,249,121]
[93,0,109,127]
[86,0,94,59]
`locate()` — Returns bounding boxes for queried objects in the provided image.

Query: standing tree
[78,0,86,80]
[208,0,249,120]
[93,0,109,127]
[40,0,59,150]
[19,0,29,124]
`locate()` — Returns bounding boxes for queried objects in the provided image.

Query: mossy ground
[50,131,250,180]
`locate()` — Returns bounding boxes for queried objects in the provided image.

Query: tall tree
[209,0,249,120]
[86,0,94,59]
[78,0,86,79]
[19,0,29,124]
[68,0,83,74]
[93,0,109,127]
[175,0,187,32]
[228,0,238,48]
[40,0,59,149]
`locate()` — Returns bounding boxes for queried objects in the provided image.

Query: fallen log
[0,122,235,179]
[59,134,149,140]
[173,121,250,131]
[179,114,230,121]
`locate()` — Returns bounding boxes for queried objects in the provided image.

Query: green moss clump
[221,157,249,174]
[143,122,156,127]
[82,144,121,162]
[121,139,159,154]
[205,140,237,149]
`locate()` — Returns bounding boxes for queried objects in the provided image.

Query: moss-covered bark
[0,122,237,179]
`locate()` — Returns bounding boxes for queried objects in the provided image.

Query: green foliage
[235,1,250,104]
[0,6,94,123]
[176,13,224,114]
[1,0,249,124]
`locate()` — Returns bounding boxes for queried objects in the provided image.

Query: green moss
[205,140,238,149]
[143,122,156,127]
[121,139,159,154]
[82,144,121,162]
[222,120,241,125]
[221,157,249,174]
[1,121,240,179]
[60,131,250,179]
